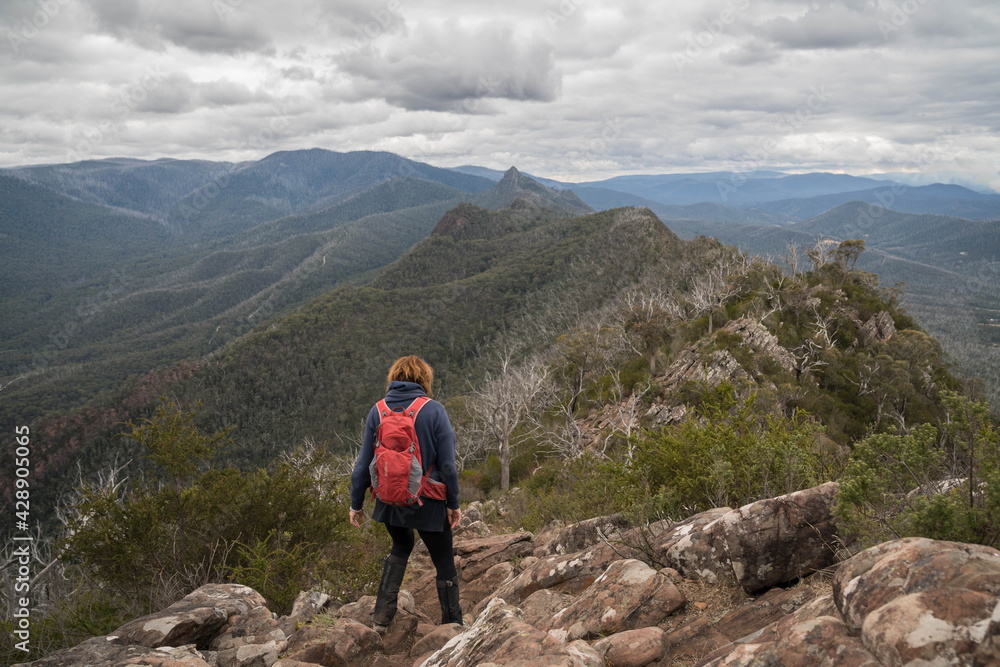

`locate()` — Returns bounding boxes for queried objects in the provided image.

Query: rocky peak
[473,166,593,216]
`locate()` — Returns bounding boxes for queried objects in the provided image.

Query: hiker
[349,355,464,633]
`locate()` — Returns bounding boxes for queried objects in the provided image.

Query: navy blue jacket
[350,381,460,530]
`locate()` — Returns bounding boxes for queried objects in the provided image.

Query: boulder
[12,638,213,667]
[722,318,797,372]
[593,627,665,667]
[660,617,729,664]
[721,482,842,592]
[281,619,385,666]
[859,311,896,345]
[533,514,629,557]
[539,559,685,641]
[460,562,515,607]
[335,595,423,655]
[519,589,576,628]
[289,591,331,623]
[473,543,621,616]
[699,616,880,666]
[656,508,734,584]
[454,532,534,581]
[212,605,287,652]
[216,641,281,667]
[111,584,267,649]
[409,624,464,658]
[419,598,599,666]
[712,584,823,642]
[832,537,1000,665]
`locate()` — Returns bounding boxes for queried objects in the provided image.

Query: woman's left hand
[447,507,461,530]
[349,508,363,528]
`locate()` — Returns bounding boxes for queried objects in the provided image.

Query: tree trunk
[500,437,510,492]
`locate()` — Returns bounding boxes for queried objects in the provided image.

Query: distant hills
[453,166,1000,222]
[2,148,999,428]
[0,157,590,430]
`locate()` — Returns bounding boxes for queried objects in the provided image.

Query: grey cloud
[336,21,561,112]
[83,0,271,53]
[751,4,884,50]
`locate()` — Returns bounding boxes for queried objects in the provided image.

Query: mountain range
[1,148,998,530]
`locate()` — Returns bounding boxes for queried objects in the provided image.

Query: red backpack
[368,396,448,506]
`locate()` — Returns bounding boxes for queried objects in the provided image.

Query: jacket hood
[385,381,428,402]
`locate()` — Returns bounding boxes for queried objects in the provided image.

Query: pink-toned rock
[699,615,880,666]
[454,531,535,581]
[281,618,385,666]
[334,595,422,656]
[409,624,464,658]
[658,508,734,584]
[112,584,267,649]
[594,627,665,667]
[216,641,281,667]
[212,605,286,652]
[472,544,619,617]
[419,599,598,666]
[661,617,730,664]
[12,638,214,667]
[539,559,686,641]
[832,537,1000,665]
[713,584,822,642]
[461,561,515,606]
[722,482,842,592]
[534,514,630,557]
[520,589,576,628]
[273,660,323,667]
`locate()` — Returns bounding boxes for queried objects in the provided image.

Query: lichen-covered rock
[212,605,286,652]
[722,482,842,592]
[539,559,685,641]
[657,508,734,584]
[859,311,896,345]
[722,318,797,372]
[289,591,331,623]
[832,537,1000,665]
[281,618,385,666]
[700,616,880,666]
[12,638,213,667]
[519,589,576,628]
[216,641,281,667]
[533,514,630,557]
[111,584,267,649]
[594,627,665,667]
[472,543,620,616]
[419,599,596,667]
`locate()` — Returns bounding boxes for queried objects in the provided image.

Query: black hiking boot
[372,555,407,634]
[436,576,464,626]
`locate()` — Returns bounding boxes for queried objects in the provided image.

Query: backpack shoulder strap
[407,396,431,421]
[375,399,390,422]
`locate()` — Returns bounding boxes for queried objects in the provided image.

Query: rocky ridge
[17,481,1000,666]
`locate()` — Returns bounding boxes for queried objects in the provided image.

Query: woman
[349,355,463,632]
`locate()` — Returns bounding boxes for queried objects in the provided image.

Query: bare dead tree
[783,241,803,277]
[468,347,550,492]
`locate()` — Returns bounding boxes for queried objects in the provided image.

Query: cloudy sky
[1,0,998,185]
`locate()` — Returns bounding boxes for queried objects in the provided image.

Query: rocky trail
[17,482,1000,666]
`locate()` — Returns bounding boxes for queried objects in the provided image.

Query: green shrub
[836,392,1000,548]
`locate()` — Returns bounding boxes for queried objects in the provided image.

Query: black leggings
[385,523,457,581]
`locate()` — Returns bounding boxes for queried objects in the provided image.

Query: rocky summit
[16,482,1000,667]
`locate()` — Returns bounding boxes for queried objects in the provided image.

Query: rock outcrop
[17,483,1000,667]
